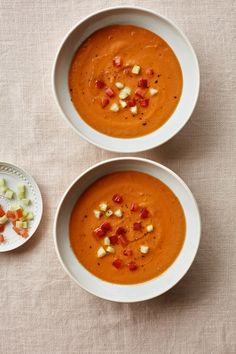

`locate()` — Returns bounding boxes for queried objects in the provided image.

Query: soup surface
[69,25,183,138]
[70,171,186,284]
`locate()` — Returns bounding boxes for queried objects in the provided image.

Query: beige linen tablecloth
[0,0,235,353]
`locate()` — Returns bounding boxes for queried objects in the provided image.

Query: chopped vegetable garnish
[127,261,138,271]
[140,245,149,254]
[140,99,149,107]
[0,206,5,217]
[106,246,115,254]
[119,100,127,108]
[134,88,144,98]
[97,246,106,258]
[99,203,108,212]
[138,78,148,88]
[118,234,129,246]
[112,259,123,269]
[6,210,16,220]
[0,215,8,224]
[146,224,154,232]
[16,221,23,229]
[26,212,34,221]
[123,249,133,256]
[22,221,28,229]
[127,99,136,107]
[149,88,158,96]
[17,184,25,200]
[95,79,105,89]
[109,235,118,245]
[0,224,5,233]
[130,106,138,115]
[112,194,123,204]
[94,210,101,219]
[106,87,115,98]
[113,56,122,67]
[131,65,141,75]
[114,209,123,218]
[145,68,154,76]
[104,236,110,246]
[110,103,119,112]
[130,203,139,211]
[22,198,30,206]
[105,209,113,217]
[0,179,5,187]
[0,234,4,243]
[133,222,142,231]
[123,67,131,75]
[115,82,124,89]
[140,208,149,219]
[15,208,23,219]
[101,96,109,108]
[93,227,105,238]
[116,226,126,235]
[5,189,14,199]
[123,86,131,95]
[100,222,111,231]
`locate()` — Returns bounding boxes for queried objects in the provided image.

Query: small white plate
[54,157,201,302]
[0,162,43,252]
[53,6,200,153]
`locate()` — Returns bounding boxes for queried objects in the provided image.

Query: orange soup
[69,25,183,138]
[70,171,186,284]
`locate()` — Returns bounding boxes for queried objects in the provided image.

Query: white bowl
[53,6,200,153]
[54,157,201,302]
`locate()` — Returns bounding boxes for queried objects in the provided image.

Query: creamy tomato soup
[70,171,186,285]
[69,25,183,138]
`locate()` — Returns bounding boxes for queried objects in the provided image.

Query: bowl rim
[52,6,200,153]
[54,157,201,302]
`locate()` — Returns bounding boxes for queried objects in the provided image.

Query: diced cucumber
[26,212,34,220]
[0,179,6,187]
[0,186,7,193]
[22,198,30,206]
[5,189,14,199]
[16,221,23,228]
[22,210,28,218]
[0,215,8,224]
[17,184,26,200]
[10,204,21,211]
[22,221,28,229]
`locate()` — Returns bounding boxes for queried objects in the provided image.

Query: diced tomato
[13,226,21,235]
[140,99,149,107]
[109,235,119,245]
[123,67,131,75]
[130,203,139,211]
[112,259,123,269]
[113,56,122,67]
[0,234,4,243]
[93,227,105,238]
[123,249,133,256]
[101,96,109,108]
[0,224,5,233]
[15,208,23,219]
[133,222,142,231]
[0,207,5,217]
[112,194,123,203]
[6,210,16,219]
[127,99,136,107]
[138,78,148,88]
[140,208,149,219]
[135,88,145,98]
[116,226,126,235]
[105,87,115,97]
[128,261,138,271]
[100,222,111,231]
[19,229,28,238]
[95,79,105,89]
[145,68,154,76]
[118,234,129,246]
